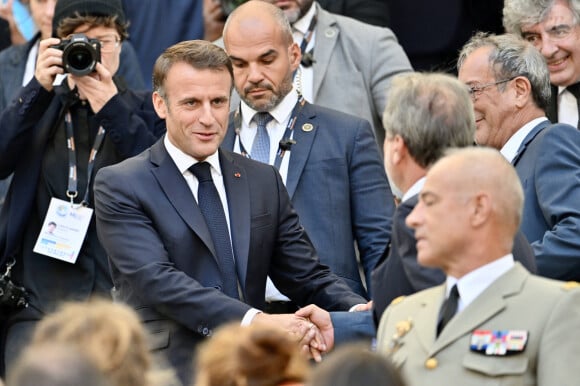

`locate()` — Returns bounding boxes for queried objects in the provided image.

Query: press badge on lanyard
[33,111,105,264]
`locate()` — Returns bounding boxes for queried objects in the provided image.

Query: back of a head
[382,72,476,168]
[30,299,153,386]
[195,322,310,386]
[307,344,406,386]
[7,343,111,386]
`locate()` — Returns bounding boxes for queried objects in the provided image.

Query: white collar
[163,135,222,176]
[500,117,548,162]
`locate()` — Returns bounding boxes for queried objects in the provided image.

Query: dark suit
[222,102,394,297]
[511,120,580,281]
[371,194,537,325]
[316,0,390,27]
[93,141,366,384]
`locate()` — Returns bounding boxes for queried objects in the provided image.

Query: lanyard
[64,111,106,207]
[234,96,307,170]
[299,12,317,67]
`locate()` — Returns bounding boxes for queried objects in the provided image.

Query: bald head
[433,147,523,234]
[224,1,294,47]
[406,147,523,276]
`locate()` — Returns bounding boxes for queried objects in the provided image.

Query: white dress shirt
[558,86,579,127]
[444,254,515,314]
[500,117,548,163]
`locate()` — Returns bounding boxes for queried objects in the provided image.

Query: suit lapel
[429,264,529,356]
[312,7,338,100]
[512,120,550,165]
[414,286,445,352]
[149,140,217,259]
[219,149,251,292]
[286,103,318,197]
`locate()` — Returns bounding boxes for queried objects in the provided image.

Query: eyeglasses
[522,23,577,48]
[467,77,516,100]
[97,35,121,53]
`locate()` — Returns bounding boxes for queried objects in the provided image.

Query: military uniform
[376,263,580,385]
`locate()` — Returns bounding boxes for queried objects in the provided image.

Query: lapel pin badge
[234,172,241,178]
[302,123,314,132]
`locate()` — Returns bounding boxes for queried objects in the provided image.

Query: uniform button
[197,326,203,333]
[425,358,438,369]
[202,327,209,336]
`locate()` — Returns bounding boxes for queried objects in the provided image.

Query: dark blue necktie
[437,284,459,337]
[189,162,239,299]
[251,112,273,164]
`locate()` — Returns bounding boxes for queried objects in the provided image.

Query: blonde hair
[195,322,309,386]
[31,299,175,386]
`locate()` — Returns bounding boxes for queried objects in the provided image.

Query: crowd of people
[1,0,580,385]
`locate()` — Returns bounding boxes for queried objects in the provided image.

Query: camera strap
[233,95,307,170]
[64,110,106,207]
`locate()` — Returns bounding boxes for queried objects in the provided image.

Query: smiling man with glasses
[457,32,580,283]
[504,0,580,128]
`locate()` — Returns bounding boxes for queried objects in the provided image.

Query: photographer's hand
[72,62,118,113]
[35,38,64,92]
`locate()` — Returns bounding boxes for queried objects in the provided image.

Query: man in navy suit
[93,39,366,385]
[221,1,394,306]
[299,73,537,345]
[458,32,580,281]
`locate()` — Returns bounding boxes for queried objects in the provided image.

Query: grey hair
[503,0,580,35]
[382,72,476,169]
[457,32,551,110]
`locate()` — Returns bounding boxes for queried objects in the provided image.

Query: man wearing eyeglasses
[504,0,580,128]
[457,32,580,282]
[0,0,164,375]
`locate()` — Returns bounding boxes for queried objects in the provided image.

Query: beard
[240,75,293,112]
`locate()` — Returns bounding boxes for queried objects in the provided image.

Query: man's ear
[152,91,168,119]
[513,76,533,109]
[390,135,407,165]
[289,42,301,72]
[470,192,492,227]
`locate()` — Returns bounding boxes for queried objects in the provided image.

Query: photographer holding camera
[0,0,164,376]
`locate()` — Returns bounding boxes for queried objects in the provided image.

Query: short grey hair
[503,0,580,35]
[382,72,476,169]
[457,32,551,111]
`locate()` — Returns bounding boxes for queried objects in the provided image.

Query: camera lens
[66,46,94,74]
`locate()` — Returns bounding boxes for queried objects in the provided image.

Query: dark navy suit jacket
[222,102,394,298]
[511,120,580,281]
[94,143,366,384]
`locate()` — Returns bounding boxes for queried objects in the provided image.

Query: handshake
[253,301,372,361]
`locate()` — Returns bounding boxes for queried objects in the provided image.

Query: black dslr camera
[219,0,249,17]
[52,33,101,76]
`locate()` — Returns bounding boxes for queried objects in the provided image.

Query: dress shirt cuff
[349,303,367,312]
[241,308,262,326]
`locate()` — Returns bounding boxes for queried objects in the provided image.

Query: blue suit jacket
[511,120,580,281]
[93,142,366,384]
[222,102,394,298]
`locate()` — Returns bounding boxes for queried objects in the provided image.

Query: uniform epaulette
[562,281,580,291]
[390,295,405,305]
